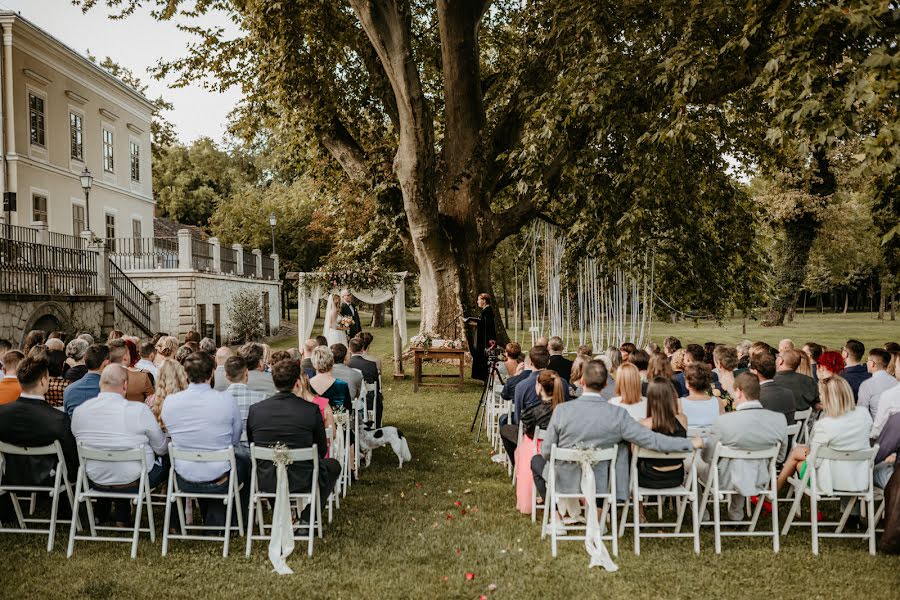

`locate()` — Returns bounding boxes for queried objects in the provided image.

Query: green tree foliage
[153,137,257,226]
[227,288,264,343]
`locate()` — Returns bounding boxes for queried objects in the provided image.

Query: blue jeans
[175,453,250,529]
[91,457,169,525]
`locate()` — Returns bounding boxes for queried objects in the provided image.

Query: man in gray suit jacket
[238,342,277,396]
[531,360,702,503]
[700,372,788,521]
[331,343,363,401]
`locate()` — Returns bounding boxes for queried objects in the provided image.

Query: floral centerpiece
[410,332,464,352]
[298,264,403,293]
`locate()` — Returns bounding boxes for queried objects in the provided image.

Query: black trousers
[531,455,548,499]
[500,424,519,466]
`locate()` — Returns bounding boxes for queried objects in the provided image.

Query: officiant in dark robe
[465,293,497,382]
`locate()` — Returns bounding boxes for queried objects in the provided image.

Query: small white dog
[357,421,412,468]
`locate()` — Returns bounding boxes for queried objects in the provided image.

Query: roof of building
[153,217,208,240]
[0,11,156,110]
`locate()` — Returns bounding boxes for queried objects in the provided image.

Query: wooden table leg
[458,356,464,391]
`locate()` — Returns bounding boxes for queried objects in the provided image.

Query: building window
[72,204,86,235]
[105,213,116,247]
[29,93,45,147]
[70,112,84,161]
[130,141,140,182]
[102,128,114,172]
[32,194,48,223]
[132,218,142,254]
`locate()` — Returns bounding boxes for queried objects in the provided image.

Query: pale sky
[1,0,241,144]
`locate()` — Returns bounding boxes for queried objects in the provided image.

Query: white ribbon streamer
[574,453,618,572]
[268,446,296,575]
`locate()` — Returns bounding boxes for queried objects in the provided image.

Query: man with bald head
[300,339,318,378]
[45,338,65,352]
[71,364,169,526]
[778,339,795,354]
[774,348,819,412]
[213,346,234,391]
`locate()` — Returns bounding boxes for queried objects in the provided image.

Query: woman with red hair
[816,351,846,379]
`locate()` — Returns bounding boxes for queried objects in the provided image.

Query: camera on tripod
[484,340,501,364]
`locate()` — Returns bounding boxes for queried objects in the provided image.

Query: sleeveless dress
[637,420,687,489]
[681,397,720,428]
[316,378,352,412]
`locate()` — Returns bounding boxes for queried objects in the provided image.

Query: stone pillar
[209,237,222,273]
[89,239,109,295]
[252,249,262,279]
[233,244,244,276]
[31,221,49,245]
[177,229,192,270]
[271,253,279,280]
[147,291,161,333]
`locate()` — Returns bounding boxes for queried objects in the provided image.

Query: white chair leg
[810,493,819,556]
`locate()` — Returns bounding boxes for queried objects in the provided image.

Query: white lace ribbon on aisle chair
[268,444,298,575]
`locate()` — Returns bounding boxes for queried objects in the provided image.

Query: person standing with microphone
[465,293,497,382]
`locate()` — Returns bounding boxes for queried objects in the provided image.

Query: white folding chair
[0,441,80,551]
[329,419,346,507]
[245,444,320,558]
[324,429,339,522]
[67,443,156,559]
[488,383,505,450]
[793,409,812,445]
[625,448,700,555]
[161,443,244,557]
[530,427,547,523]
[781,444,879,555]
[541,444,619,558]
[699,442,781,554]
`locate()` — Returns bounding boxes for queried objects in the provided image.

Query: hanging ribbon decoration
[268,444,298,575]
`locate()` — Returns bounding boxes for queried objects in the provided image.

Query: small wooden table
[412,347,466,392]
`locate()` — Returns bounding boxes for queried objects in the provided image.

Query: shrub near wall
[228,289,264,343]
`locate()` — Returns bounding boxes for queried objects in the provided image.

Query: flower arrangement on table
[410,332,464,352]
[298,264,403,293]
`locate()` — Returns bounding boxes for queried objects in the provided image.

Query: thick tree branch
[314,115,371,182]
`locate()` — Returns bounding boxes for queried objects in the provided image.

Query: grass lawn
[3,317,898,599]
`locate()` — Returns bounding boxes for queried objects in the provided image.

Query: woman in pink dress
[515,370,565,513]
[299,371,335,456]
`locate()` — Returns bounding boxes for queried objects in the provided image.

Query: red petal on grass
[465,572,475,581]
[454,500,462,507]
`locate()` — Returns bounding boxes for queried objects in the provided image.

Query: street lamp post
[79,167,93,233]
[268,212,277,255]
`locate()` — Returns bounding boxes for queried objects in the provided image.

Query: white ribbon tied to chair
[268,444,296,575]
[572,450,618,572]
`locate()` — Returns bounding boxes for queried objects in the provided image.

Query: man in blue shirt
[840,339,871,402]
[161,351,246,529]
[63,344,109,417]
[512,346,571,425]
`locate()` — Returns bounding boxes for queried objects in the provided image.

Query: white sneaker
[543,521,567,536]
[491,453,507,464]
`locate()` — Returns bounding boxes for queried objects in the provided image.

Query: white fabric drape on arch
[296,273,407,348]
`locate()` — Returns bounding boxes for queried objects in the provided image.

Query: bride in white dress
[323,293,348,347]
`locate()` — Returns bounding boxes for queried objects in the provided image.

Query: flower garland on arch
[297,264,404,293]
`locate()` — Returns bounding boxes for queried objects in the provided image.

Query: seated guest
[840,339,871,401]
[297,372,336,456]
[752,351,795,426]
[547,337,573,382]
[0,355,79,488]
[531,360,701,508]
[0,350,24,405]
[260,344,273,373]
[358,332,382,374]
[315,335,328,348]
[512,345,570,425]
[515,370,563,513]
[778,339,795,354]
[0,339,12,372]
[108,340,154,403]
[735,339,753,373]
[503,342,524,378]
[700,372,788,520]
[161,352,246,528]
[348,337,383,426]
[872,366,900,438]
[774,349,819,412]
[629,349,650,387]
[184,330,201,345]
[534,336,549,348]
[331,343,363,401]
[212,346,233,391]
[678,363,724,428]
[609,363,646,421]
[63,344,110,417]
[44,348,70,408]
[602,347,623,376]
[269,350,291,371]
[663,336,682,359]
[858,348,895,420]
[803,342,824,380]
[22,330,45,356]
[620,342,636,363]
[175,345,193,364]
[637,378,689,489]
[675,344,720,396]
[151,359,188,428]
[309,346,351,411]
[713,345,738,397]
[153,336,179,368]
[71,364,169,526]
[64,339,90,382]
[647,351,676,383]
[223,356,267,445]
[300,339,318,378]
[501,349,534,401]
[777,376,872,528]
[199,337,217,357]
[135,342,159,381]
[238,342,277,395]
[46,337,65,353]
[568,354,589,397]
[796,352,814,377]
[246,359,341,520]
[874,412,900,491]
[816,350,845,379]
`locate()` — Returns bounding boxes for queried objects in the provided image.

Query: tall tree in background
[83,0,899,335]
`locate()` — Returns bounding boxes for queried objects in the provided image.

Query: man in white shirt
[134,342,159,381]
[858,348,896,421]
[70,364,168,526]
[161,351,246,528]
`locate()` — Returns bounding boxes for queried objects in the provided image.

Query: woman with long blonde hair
[609,363,646,420]
[152,358,188,428]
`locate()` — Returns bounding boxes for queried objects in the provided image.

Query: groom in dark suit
[340,289,363,339]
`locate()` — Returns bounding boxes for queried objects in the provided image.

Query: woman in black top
[637,377,688,489]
